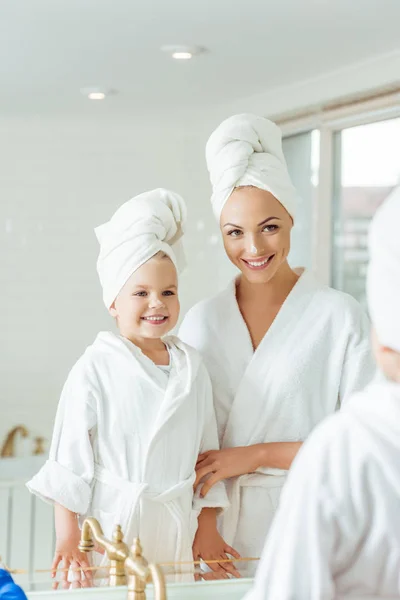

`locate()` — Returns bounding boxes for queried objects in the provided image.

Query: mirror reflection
[1,0,400,597]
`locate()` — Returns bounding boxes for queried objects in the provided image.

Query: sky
[341,117,400,187]
[310,117,400,188]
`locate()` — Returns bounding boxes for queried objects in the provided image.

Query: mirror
[2,0,399,594]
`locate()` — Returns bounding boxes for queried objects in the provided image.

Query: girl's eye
[162,290,175,296]
[134,291,147,297]
[227,229,242,237]
[263,224,278,233]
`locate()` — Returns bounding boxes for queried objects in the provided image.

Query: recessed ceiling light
[161,45,205,60]
[80,87,117,100]
[88,92,106,100]
[172,51,193,60]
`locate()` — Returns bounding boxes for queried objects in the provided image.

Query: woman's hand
[193,508,241,580]
[195,445,264,496]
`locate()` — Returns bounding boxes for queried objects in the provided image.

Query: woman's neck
[237,262,301,306]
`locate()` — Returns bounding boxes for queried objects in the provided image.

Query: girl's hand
[195,445,264,496]
[51,536,93,589]
[52,503,94,589]
[193,509,241,580]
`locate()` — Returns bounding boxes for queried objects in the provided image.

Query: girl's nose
[149,295,165,309]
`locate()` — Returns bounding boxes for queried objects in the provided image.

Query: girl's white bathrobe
[179,270,375,563]
[245,379,400,600]
[27,331,228,571]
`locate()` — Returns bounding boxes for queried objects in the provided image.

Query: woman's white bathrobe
[27,332,228,570]
[245,379,400,600]
[179,270,375,562]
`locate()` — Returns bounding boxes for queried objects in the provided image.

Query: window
[332,118,400,308]
[283,130,320,269]
[280,92,400,297]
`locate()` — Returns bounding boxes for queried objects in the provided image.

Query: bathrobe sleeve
[192,362,229,513]
[339,299,376,404]
[26,355,98,515]
[179,301,215,363]
[244,415,368,600]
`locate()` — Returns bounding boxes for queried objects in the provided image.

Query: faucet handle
[125,539,166,600]
[79,518,129,587]
[130,539,148,569]
[112,524,125,544]
[78,537,95,553]
[33,437,46,456]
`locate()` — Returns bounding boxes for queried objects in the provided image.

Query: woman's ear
[108,301,117,318]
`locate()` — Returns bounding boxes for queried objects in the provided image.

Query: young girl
[27,188,237,588]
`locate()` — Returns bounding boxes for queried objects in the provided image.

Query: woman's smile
[241,254,275,271]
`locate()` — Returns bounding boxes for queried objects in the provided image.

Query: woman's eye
[134,291,147,297]
[227,229,242,237]
[263,224,278,233]
[162,290,175,296]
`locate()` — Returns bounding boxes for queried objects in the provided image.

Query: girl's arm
[27,359,98,514]
[52,504,92,589]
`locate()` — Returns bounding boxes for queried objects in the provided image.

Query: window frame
[278,90,400,285]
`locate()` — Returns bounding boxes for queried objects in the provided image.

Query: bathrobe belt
[221,472,287,546]
[93,464,196,565]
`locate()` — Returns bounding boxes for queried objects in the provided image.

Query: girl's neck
[120,332,169,364]
[237,262,300,306]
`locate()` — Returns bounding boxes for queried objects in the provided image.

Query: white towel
[206,113,297,221]
[367,185,400,352]
[95,188,186,308]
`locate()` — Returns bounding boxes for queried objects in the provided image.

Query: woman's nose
[246,234,263,256]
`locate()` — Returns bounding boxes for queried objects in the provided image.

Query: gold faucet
[0,425,29,458]
[125,539,166,600]
[79,517,166,600]
[79,518,129,586]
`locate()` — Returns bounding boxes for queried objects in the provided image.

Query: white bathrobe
[179,270,375,563]
[27,332,228,574]
[245,379,400,600]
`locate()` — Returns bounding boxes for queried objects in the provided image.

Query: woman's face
[220,186,293,284]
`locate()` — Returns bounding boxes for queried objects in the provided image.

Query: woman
[179,113,375,568]
[244,186,400,600]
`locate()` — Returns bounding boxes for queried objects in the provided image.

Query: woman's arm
[257,441,303,470]
[195,442,302,497]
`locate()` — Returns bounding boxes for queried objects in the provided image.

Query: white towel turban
[206,113,297,222]
[367,185,400,353]
[95,188,187,308]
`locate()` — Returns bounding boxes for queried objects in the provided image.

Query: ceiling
[1,0,400,117]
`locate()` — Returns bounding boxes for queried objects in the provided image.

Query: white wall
[0,116,233,446]
[2,48,399,450]
[183,49,400,133]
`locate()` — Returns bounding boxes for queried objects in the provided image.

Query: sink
[0,456,47,482]
[27,578,253,600]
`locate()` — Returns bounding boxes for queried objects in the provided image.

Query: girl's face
[220,186,294,284]
[109,255,179,341]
